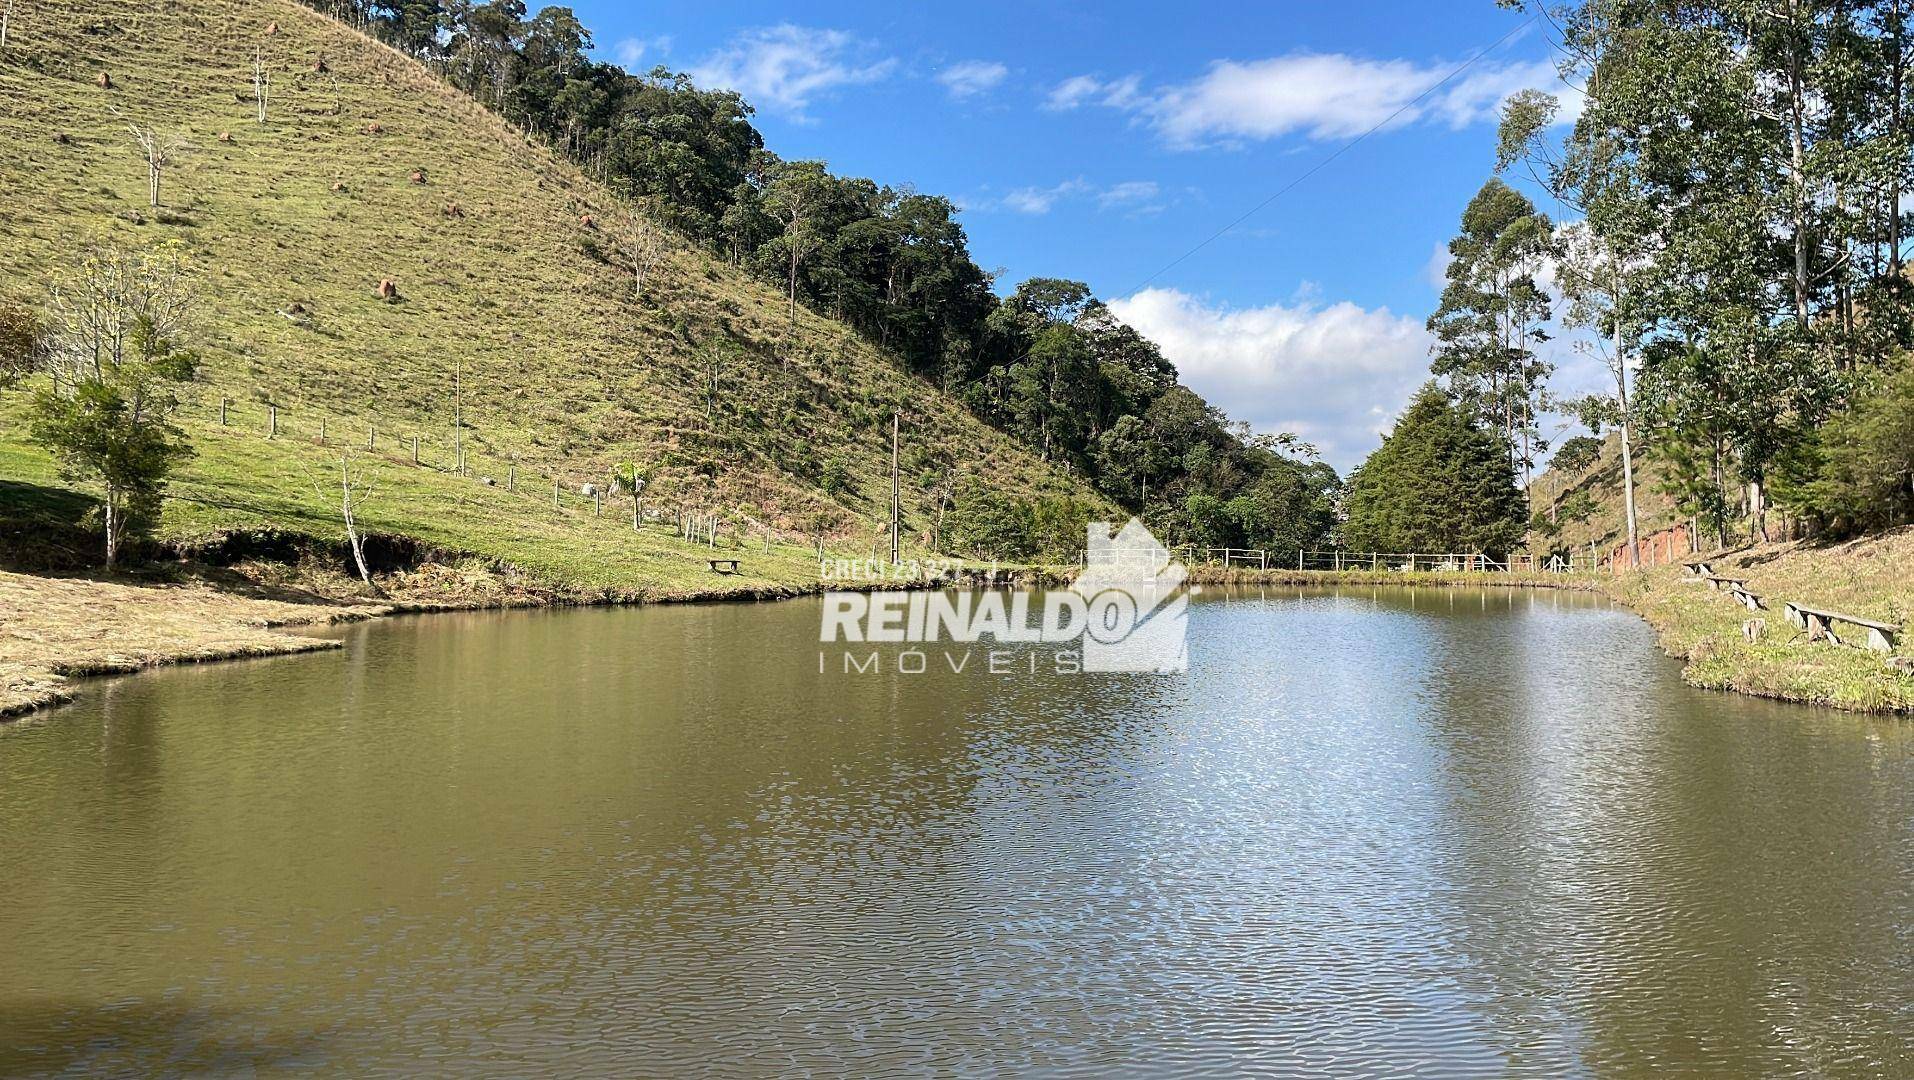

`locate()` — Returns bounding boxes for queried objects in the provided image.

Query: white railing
[1295,551,1592,574]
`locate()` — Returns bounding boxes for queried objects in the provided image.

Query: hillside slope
[1527,431,1687,560]
[0,0,1106,593]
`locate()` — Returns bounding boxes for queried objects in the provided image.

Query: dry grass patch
[0,568,381,716]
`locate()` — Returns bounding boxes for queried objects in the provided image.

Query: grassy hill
[0,0,1107,596]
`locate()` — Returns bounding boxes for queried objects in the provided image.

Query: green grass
[0,0,1109,593]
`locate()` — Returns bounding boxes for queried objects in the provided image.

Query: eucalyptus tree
[1499,81,1653,562]
[761,159,833,325]
[1427,177,1555,496]
[1502,0,1913,541]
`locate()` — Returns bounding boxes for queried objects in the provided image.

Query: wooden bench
[1783,602,1900,654]
[707,558,740,574]
[1702,575,1762,610]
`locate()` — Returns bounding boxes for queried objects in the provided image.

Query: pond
[1,587,1909,1075]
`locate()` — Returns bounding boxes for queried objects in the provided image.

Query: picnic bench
[1703,575,1762,610]
[1783,602,1900,654]
[707,558,740,574]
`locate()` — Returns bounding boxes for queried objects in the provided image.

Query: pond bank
[1188,533,1913,714]
[6,533,1910,719]
[0,551,1034,719]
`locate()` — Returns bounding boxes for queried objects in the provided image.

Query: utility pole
[889,410,900,565]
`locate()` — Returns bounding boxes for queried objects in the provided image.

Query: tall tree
[1427,178,1554,497]
[1500,81,1652,564]
[761,159,832,326]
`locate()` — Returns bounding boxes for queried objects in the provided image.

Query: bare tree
[929,467,956,553]
[310,449,384,597]
[2,0,14,50]
[702,341,734,424]
[252,46,270,123]
[623,217,667,298]
[41,241,194,392]
[127,124,185,207]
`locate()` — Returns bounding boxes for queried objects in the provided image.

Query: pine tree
[1343,384,1527,557]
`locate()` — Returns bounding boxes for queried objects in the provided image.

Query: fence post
[412,436,419,464]
[367,425,375,451]
[267,404,277,438]
[317,417,326,445]
[507,463,515,492]
[220,397,229,425]
[553,481,560,509]
[594,490,602,515]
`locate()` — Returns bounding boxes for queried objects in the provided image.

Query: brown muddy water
[1,586,1909,1076]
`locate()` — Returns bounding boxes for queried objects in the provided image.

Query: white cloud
[937,59,1008,100]
[613,38,648,70]
[1097,180,1160,209]
[1424,242,1453,290]
[1061,53,1574,148]
[1108,287,1434,470]
[1001,179,1091,214]
[974,179,1165,216]
[690,26,895,119]
[1045,73,1142,112]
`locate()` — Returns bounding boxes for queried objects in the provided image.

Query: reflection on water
[1,587,1909,1075]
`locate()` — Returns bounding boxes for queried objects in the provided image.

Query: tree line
[294,0,1341,561]
[1350,0,1913,558]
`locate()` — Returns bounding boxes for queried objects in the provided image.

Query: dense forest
[294,0,1339,559]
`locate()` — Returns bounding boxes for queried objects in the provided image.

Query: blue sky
[570,1,1592,470]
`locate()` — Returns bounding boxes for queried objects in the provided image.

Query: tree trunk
[1785,13,1812,324]
[341,456,385,597]
[787,249,799,325]
[102,485,120,569]
[1613,275,1639,565]
[1893,0,1907,279]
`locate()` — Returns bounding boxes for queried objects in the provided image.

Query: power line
[1123,13,1543,296]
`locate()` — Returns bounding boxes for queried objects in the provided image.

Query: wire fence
[166,392,1639,577]
[177,390,849,560]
